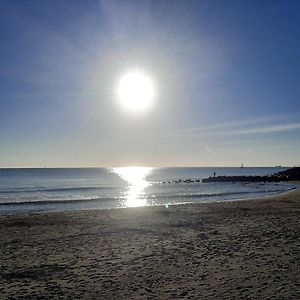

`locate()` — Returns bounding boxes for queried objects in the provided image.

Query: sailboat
[240,163,244,168]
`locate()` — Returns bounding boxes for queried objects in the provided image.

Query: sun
[117,70,155,111]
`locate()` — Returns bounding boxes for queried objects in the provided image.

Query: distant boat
[240,163,244,168]
[275,165,282,168]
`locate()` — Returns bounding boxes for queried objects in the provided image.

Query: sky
[0,0,300,167]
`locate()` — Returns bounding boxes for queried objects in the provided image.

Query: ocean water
[0,167,295,215]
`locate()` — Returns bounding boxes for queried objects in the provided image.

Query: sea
[0,167,296,215]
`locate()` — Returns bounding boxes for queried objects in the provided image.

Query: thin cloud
[236,122,300,135]
[161,114,293,137]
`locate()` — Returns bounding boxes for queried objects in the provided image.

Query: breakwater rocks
[160,167,300,184]
[202,167,300,183]
[161,179,202,184]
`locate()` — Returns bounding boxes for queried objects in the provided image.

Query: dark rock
[202,167,300,183]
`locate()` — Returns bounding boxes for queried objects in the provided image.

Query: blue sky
[0,0,300,167]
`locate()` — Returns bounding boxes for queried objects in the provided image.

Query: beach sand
[0,189,299,299]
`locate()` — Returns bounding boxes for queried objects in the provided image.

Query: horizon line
[0,165,295,169]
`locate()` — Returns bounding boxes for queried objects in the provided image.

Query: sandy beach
[0,189,299,299]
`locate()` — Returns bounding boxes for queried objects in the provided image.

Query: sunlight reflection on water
[113,167,152,207]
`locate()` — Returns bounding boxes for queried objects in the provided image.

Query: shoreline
[0,183,298,217]
[1,188,299,299]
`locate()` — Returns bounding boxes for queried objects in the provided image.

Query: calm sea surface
[0,167,295,215]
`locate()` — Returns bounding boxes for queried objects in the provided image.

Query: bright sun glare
[117,70,154,111]
[114,167,152,207]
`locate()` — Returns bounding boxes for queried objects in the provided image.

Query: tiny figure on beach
[213,172,216,177]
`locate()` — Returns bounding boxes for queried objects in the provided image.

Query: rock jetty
[202,167,300,183]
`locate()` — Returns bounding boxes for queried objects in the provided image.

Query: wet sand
[0,189,299,299]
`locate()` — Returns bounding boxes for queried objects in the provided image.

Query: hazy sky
[0,0,300,167]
